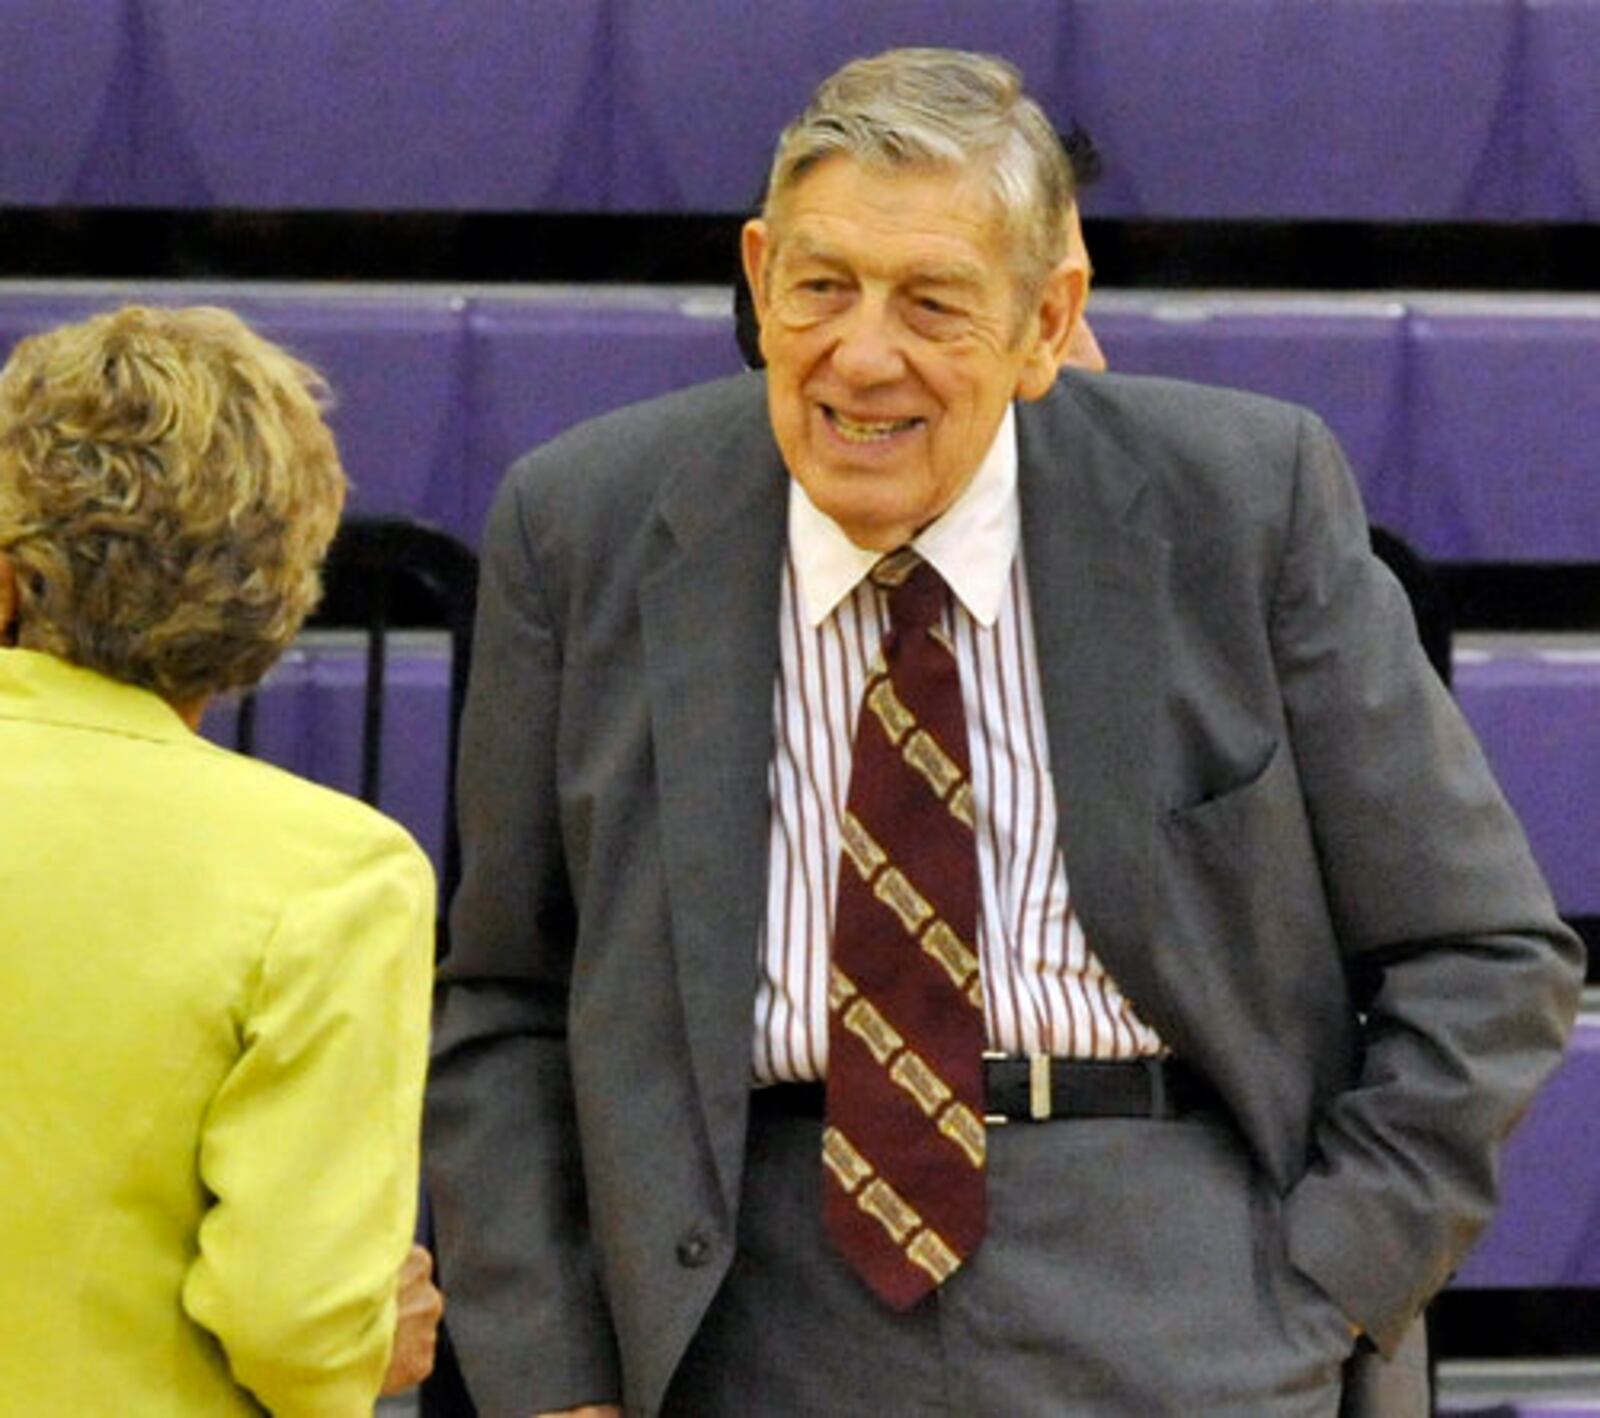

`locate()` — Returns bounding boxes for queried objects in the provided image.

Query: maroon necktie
[823,548,986,1310]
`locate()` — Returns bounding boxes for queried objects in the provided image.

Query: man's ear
[1016,258,1088,402]
[741,220,772,319]
[740,218,774,365]
[1052,202,1106,373]
[0,555,17,645]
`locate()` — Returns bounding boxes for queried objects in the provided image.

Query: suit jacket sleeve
[182,825,434,1416]
[1269,412,1584,1350]
[426,468,622,1415]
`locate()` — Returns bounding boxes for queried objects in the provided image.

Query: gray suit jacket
[426,370,1582,1417]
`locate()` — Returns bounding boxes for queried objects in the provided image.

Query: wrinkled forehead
[778,231,997,298]
[764,155,1014,264]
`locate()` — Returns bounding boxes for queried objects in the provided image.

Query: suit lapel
[639,412,787,1211]
[1017,388,1183,1040]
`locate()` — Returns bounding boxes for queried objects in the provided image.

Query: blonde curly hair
[0,305,346,705]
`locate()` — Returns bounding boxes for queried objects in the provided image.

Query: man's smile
[821,405,926,444]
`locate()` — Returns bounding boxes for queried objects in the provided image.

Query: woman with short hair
[0,305,434,1415]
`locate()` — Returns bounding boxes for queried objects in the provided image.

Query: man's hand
[381,1243,445,1395]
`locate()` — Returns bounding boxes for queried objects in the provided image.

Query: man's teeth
[828,409,919,443]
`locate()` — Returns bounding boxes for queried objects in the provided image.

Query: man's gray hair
[762,48,1076,305]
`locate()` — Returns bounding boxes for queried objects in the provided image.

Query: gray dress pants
[664,1091,1426,1416]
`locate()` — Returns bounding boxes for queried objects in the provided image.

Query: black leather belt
[755,1056,1219,1124]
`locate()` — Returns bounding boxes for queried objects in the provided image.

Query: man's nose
[829,295,905,385]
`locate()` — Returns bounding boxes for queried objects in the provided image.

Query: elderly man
[427,49,1581,1417]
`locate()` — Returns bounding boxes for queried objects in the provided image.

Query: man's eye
[800,279,842,296]
[906,297,969,338]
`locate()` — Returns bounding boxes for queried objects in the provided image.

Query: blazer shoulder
[1049,367,1319,465]
[481,370,781,611]
[1029,369,1342,534]
[184,738,433,884]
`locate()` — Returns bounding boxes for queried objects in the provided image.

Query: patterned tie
[823,548,986,1310]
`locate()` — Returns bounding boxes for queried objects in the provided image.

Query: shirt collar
[788,403,1019,627]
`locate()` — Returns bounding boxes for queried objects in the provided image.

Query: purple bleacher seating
[4,0,1598,220]
[138,0,608,208]
[0,290,130,361]
[7,283,1600,565]
[200,650,319,788]
[1455,639,1600,922]
[295,644,455,872]
[0,0,135,204]
[1091,295,1409,530]
[1062,0,1523,219]
[1521,0,1600,221]
[218,293,473,538]
[1452,1018,1600,1287]
[1406,299,1600,563]
[611,0,1068,213]
[0,287,473,541]
[464,289,744,538]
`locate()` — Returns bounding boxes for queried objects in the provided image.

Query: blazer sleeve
[1268,412,1585,1351]
[182,828,434,1416]
[425,469,623,1414]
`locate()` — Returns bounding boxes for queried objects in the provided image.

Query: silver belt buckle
[981,1052,1054,1124]
[1028,1052,1053,1121]
[982,1049,1008,1125]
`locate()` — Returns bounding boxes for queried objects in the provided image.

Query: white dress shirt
[754,406,1165,1083]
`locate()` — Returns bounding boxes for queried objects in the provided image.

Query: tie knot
[869,550,946,633]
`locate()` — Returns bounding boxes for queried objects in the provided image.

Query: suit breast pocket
[1162,736,1316,892]
[1166,738,1282,827]
[1158,734,1338,986]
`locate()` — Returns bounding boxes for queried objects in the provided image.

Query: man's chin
[818,499,921,552]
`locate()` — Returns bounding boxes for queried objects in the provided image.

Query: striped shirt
[753,405,1165,1083]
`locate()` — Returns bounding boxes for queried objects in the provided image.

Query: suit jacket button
[676,1231,712,1268]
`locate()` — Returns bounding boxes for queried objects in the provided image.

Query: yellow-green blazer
[0,649,434,1415]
